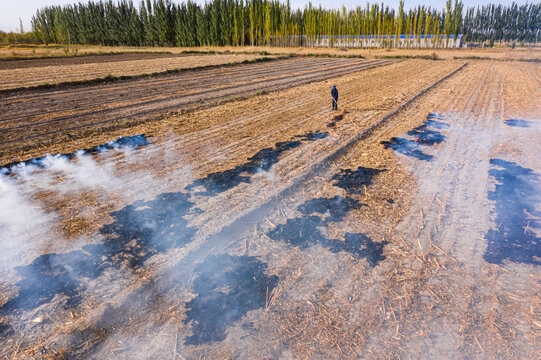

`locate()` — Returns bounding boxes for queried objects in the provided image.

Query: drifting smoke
[0,132,287,357]
[0,136,157,307]
[0,134,206,357]
[1,135,149,176]
[0,128,389,358]
[0,175,53,266]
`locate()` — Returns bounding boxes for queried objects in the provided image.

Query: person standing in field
[331,85,338,111]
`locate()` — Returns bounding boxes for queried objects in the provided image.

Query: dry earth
[0,53,277,90]
[0,52,196,70]
[0,55,539,359]
[0,57,391,164]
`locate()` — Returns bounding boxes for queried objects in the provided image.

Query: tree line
[29,0,540,47]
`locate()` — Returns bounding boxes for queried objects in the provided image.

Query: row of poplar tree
[31,0,541,47]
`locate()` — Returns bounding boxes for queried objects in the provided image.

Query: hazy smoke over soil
[184,254,279,345]
[1,130,353,357]
[388,113,541,267]
[2,106,539,358]
[0,175,52,265]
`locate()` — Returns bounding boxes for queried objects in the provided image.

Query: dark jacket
[331,87,338,100]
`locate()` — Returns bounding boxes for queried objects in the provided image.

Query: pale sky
[0,0,533,32]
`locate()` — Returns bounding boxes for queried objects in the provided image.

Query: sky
[0,0,532,33]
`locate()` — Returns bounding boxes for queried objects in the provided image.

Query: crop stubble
[0,53,275,90]
[0,58,539,359]
[0,57,391,163]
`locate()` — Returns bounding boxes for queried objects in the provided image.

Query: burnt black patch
[184,255,278,345]
[295,131,329,141]
[99,192,199,268]
[339,233,387,267]
[267,216,327,249]
[407,124,445,145]
[266,164,387,265]
[267,217,386,265]
[427,113,445,120]
[188,131,328,196]
[382,137,434,161]
[424,120,450,130]
[327,121,337,128]
[505,119,532,128]
[0,192,198,314]
[0,246,106,313]
[94,134,150,151]
[298,196,365,222]
[332,167,386,194]
[382,115,449,161]
[187,140,301,195]
[0,322,13,337]
[484,159,540,265]
[0,134,149,175]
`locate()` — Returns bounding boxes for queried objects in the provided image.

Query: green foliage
[26,0,540,47]
[0,31,39,44]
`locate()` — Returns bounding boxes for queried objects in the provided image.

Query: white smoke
[8,153,123,197]
[0,174,53,267]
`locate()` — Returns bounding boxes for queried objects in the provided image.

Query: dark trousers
[332,98,338,110]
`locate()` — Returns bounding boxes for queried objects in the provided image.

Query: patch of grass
[518,58,541,63]
[453,55,491,60]
[0,50,174,61]
[104,73,118,81]
[304,53,364,59]
[0,43,61,49]
[180,49,274,56]
[180,49,219,54]
[376,54,441,60]
[376,55,413,59]
[241,56,283,64]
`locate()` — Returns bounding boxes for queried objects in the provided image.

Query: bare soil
[0,56,539,359]
[0,53,276,90]
[0,57,391,164]
[0,52,191,70]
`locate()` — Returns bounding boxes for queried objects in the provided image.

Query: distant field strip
[0,53,275,90]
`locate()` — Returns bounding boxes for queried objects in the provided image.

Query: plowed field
[0,52,278,90]
[0,55,539,359]
[0,57,390,162]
